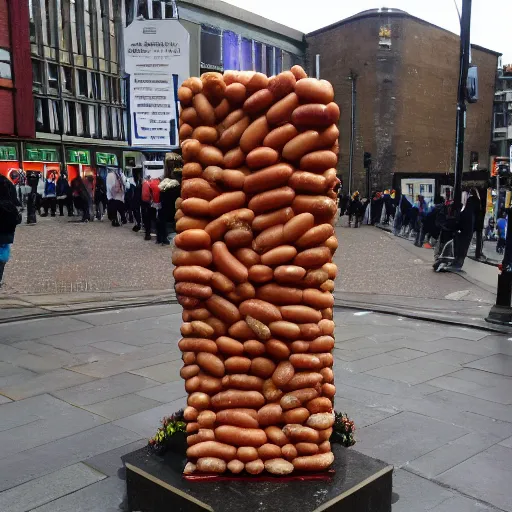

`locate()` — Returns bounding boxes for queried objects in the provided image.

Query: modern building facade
[0,0,127,183]
[306,8,500,201]
[493,63,512,159]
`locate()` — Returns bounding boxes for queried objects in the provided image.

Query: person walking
[84,175,95,221]
[94,174,107,220]
[348,191,361,228]
[158,154,182,245]
[41,172,57,217]
[106,168,126,227]
[413,195,429,247]
[452,188,481,269]
[496,211,507,255]
[56,172,73,216]
[141,176,153,240]
[0,175,21,286]
[71,176,91,222]
[131,173,143,232]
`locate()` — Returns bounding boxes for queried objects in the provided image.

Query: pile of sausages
[174,65,339,476]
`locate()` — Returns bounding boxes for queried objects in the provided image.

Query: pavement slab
[82,393,162,420]
[129,359,184,383]
[0,462,106,512]
[436,444,512,512]
[51,372,160,406]
[464,353,512,377]
[135,379,187,403]
[0,423,141,492]
[354,411,469,467]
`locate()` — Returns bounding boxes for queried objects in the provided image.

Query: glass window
[91,72,100,99]
[84,2,92,57]
[223,31,239,71]
[0,49,12,80]
[111,107,118,139]
[265,46,274,76]
[282,51,292,72]
[136,0,149,20]
[49,100,60,133]
[64,101,77,135]
[77,69,88,96]
[62,66,73,93]
[200,25,222,72]
[48,63,58,90]
[76,103,84,136]
[81,103,90,136]
[241,38,253,71]
[101,105,108,137]
[32,60,43,92]
[35,98,44,131]
[45,0,57,47]
[75,0,85,55]
[89,105,97,137]
[254,42,263,73]
[29,0,36,43]
[275,48,282,74]
[60,1,70,52]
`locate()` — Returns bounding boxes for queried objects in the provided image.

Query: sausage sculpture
[175,66,339,476]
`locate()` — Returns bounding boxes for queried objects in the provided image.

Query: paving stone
[0,368,96,400]
[0,394,11,404]
[428,496,498,512]
[52,372,160,406]
[90,340,140,354]
[470,383,512,405]
[0,397,107,459]
[0,423,141,492]
[9,341,95,367]
[499,435,512,448]
[130,359,182,383]
[334,348,427,373]
[69,345,181,378]
[398,338,497,356]
[426,375,491,395]
[354,411,468,467]
[407,432,502,478]
[135,380,186,403]
[114,397,187,437]
[82,393,162,420]
[436,445,512,512]
[464,354,512,377]
[0,462,106,512]
[366,358,458,385]
[334,368,440,398]
[85,439,147,476]
[391,468,455,512]
[29,476,125,512]
[0,316,91,344]
[429,389,512,423]
[333,396,399,428]
[448,368,512,387]
[415,350,482,366]
[74,304,175,326]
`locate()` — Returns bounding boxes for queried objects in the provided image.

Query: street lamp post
[348,71,357,197]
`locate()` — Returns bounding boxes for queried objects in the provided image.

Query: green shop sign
[24,145,60,162]
[0,145,17,161]
[66,149,91,165]
[96,152,118,166]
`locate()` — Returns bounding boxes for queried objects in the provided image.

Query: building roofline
[177,0,305,43]
[306,8,501,57]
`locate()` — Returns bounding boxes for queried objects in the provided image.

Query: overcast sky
[223,0,511,63]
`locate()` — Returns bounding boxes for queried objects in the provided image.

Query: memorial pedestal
[122,444,393,512]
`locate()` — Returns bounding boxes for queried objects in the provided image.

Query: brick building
[0,0,34,178]
[306,8,500,202]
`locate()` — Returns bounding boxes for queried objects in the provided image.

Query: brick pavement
[1,305,512,511]
[2,216,495,308]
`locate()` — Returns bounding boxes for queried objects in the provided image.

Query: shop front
[23,144,61,180]
[96,152,120,183]
[65,148,93,183]
[0,143,20,182]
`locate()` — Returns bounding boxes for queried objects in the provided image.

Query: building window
[32,60,43,92]
[64,101,77,135]
[48,62,59,91]
[89,105,97,137]
[101,105,108,137]
[223,31,239,71]
[77,69,88,96]
[49,99,60,133]
[275,48,282,74]
[45,0,57,47]
[265,46,274,76]
[200,25,222,73]
[241,38,253,71]
[75,0,86,55]
[62,66,73,93]
[254,42,263,73]
[111,106,118,139]
[0,49,12,80]
[91,73,101,99]
[29,0,36,43]
[76,102,85,136]
[495,105,506,129]
[35,98,45,131]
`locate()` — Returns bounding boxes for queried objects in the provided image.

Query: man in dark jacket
[56,172,73,217]
[0,175,21,285]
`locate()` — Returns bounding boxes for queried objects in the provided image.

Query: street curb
[1,292,510,334]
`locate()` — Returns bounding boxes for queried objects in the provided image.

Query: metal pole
[348,72,357,196]
[453,0,472,211]
[315,55,320,79]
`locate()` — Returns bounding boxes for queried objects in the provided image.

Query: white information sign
[124,19,189,148]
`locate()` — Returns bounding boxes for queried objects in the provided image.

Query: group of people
[19,154,183,248]
[340,187,487,271]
